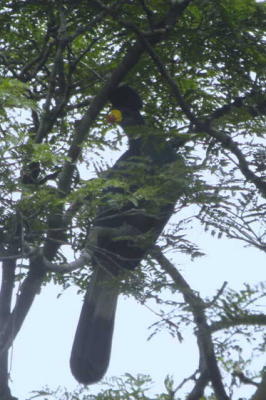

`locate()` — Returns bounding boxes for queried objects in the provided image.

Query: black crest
[109,85,143,110]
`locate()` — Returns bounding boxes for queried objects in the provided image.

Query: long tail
[70,267,119,384]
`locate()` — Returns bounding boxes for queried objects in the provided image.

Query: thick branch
[17,249,91,273]
[126,22,197,123]
[186,370,210,400]
[251,372,266,400]
[151,246,230,400]
[233,371,259,388]
[209,92,266,121]
[0,260,17,400]
[0,260,16,322]
[36,8,69,143]
[210,314,266,332]
[19,38,53,82]
[0,261,46,354]
[42,250,91,273]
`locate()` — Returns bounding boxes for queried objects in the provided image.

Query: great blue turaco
[70,85,187,384]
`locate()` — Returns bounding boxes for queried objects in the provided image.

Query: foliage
[28,374,175,400]
[0,0,266,399]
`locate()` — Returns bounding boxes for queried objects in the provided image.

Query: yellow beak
[106,109,122,124]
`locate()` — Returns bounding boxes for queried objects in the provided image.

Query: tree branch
[122,20,198,123]
[0,248,90,357]
[186,370,210,400]
[0,260,46,355]
[151,246,230,400]
[41,250,91,273]
[209,91,266,121]
[251,371,266,400]
[233,370,259,388]
[0,260,16,399]
[202,124,266,197]
[210,314,266,333]
[0,260,16,329]
[36,7,69,143]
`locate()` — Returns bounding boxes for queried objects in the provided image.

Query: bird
[70,85,187,385]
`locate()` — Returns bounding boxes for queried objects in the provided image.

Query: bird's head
[107,85,145,141]
[106,108,144,128]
